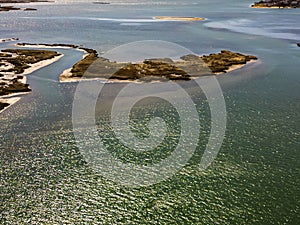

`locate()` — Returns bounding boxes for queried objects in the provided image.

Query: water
[0,0,299,224]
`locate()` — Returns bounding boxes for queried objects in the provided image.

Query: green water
[0,1,299,224]
[0,50,298,223]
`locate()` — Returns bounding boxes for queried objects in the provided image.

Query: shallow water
[0,0,299,224]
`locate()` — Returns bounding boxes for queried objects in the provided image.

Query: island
[251,0,300,8]
[60,48,257,82]
[0,43,258,113]
[0,5,37,12]
[0,37,19,43]
[93,1,110,4]
[200,50,258,73]
[0,49,63,112]
[0,0,53,12]
[16,43,82,48]
[154,16,205,21]
[0,0,50,3]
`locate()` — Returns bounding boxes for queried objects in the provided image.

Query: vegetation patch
[0,49,61,74]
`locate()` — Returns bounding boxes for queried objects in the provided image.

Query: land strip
[0,48,62,112]
[251,0,300,8]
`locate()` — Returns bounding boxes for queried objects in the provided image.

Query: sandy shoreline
[22,53,64,75]
[0,52,64,114]
[59,49,90,82]
[60,76,141,84]
[14,44,89,55]
[15,44,74,49]
[0,97,21,114]
[61,59,259,83]
[251,5,295,8]
[60,68,73,82]
[14,44,90,56]
[1,44,259,113]
[154,16,205,21]
[16,44,89,81]
[217,59,259,74]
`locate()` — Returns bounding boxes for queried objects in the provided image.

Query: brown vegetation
[0,49,61,110]
[61,49,257,81]
[200,50,258,73]
[252,0,300,8]
[0,0,50,3]
[70,48,99,77]
[0,102,9,111]
[0,49,61,74]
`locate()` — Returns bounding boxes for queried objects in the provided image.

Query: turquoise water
[0,0,299,224]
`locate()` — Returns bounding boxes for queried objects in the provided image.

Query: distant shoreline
[154,16,205,21]
[0,1,49,12]
[251,0,300,8]
[0,5,37,12]
[251,5,295,8]
[0,0,51,3]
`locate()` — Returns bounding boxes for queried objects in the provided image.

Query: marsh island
[0,49,62,112]
[0,43,258,111]
[252,0,300,8]
[60,49,257,82]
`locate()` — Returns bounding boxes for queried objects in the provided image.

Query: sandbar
[154,16,205,21]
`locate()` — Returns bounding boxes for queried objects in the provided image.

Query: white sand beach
[0,53,64,113]
[22,54,64,75]
[0,97,21,114]
[14,43,74,49]
[154,16,205,21]
[219,59,259,74]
